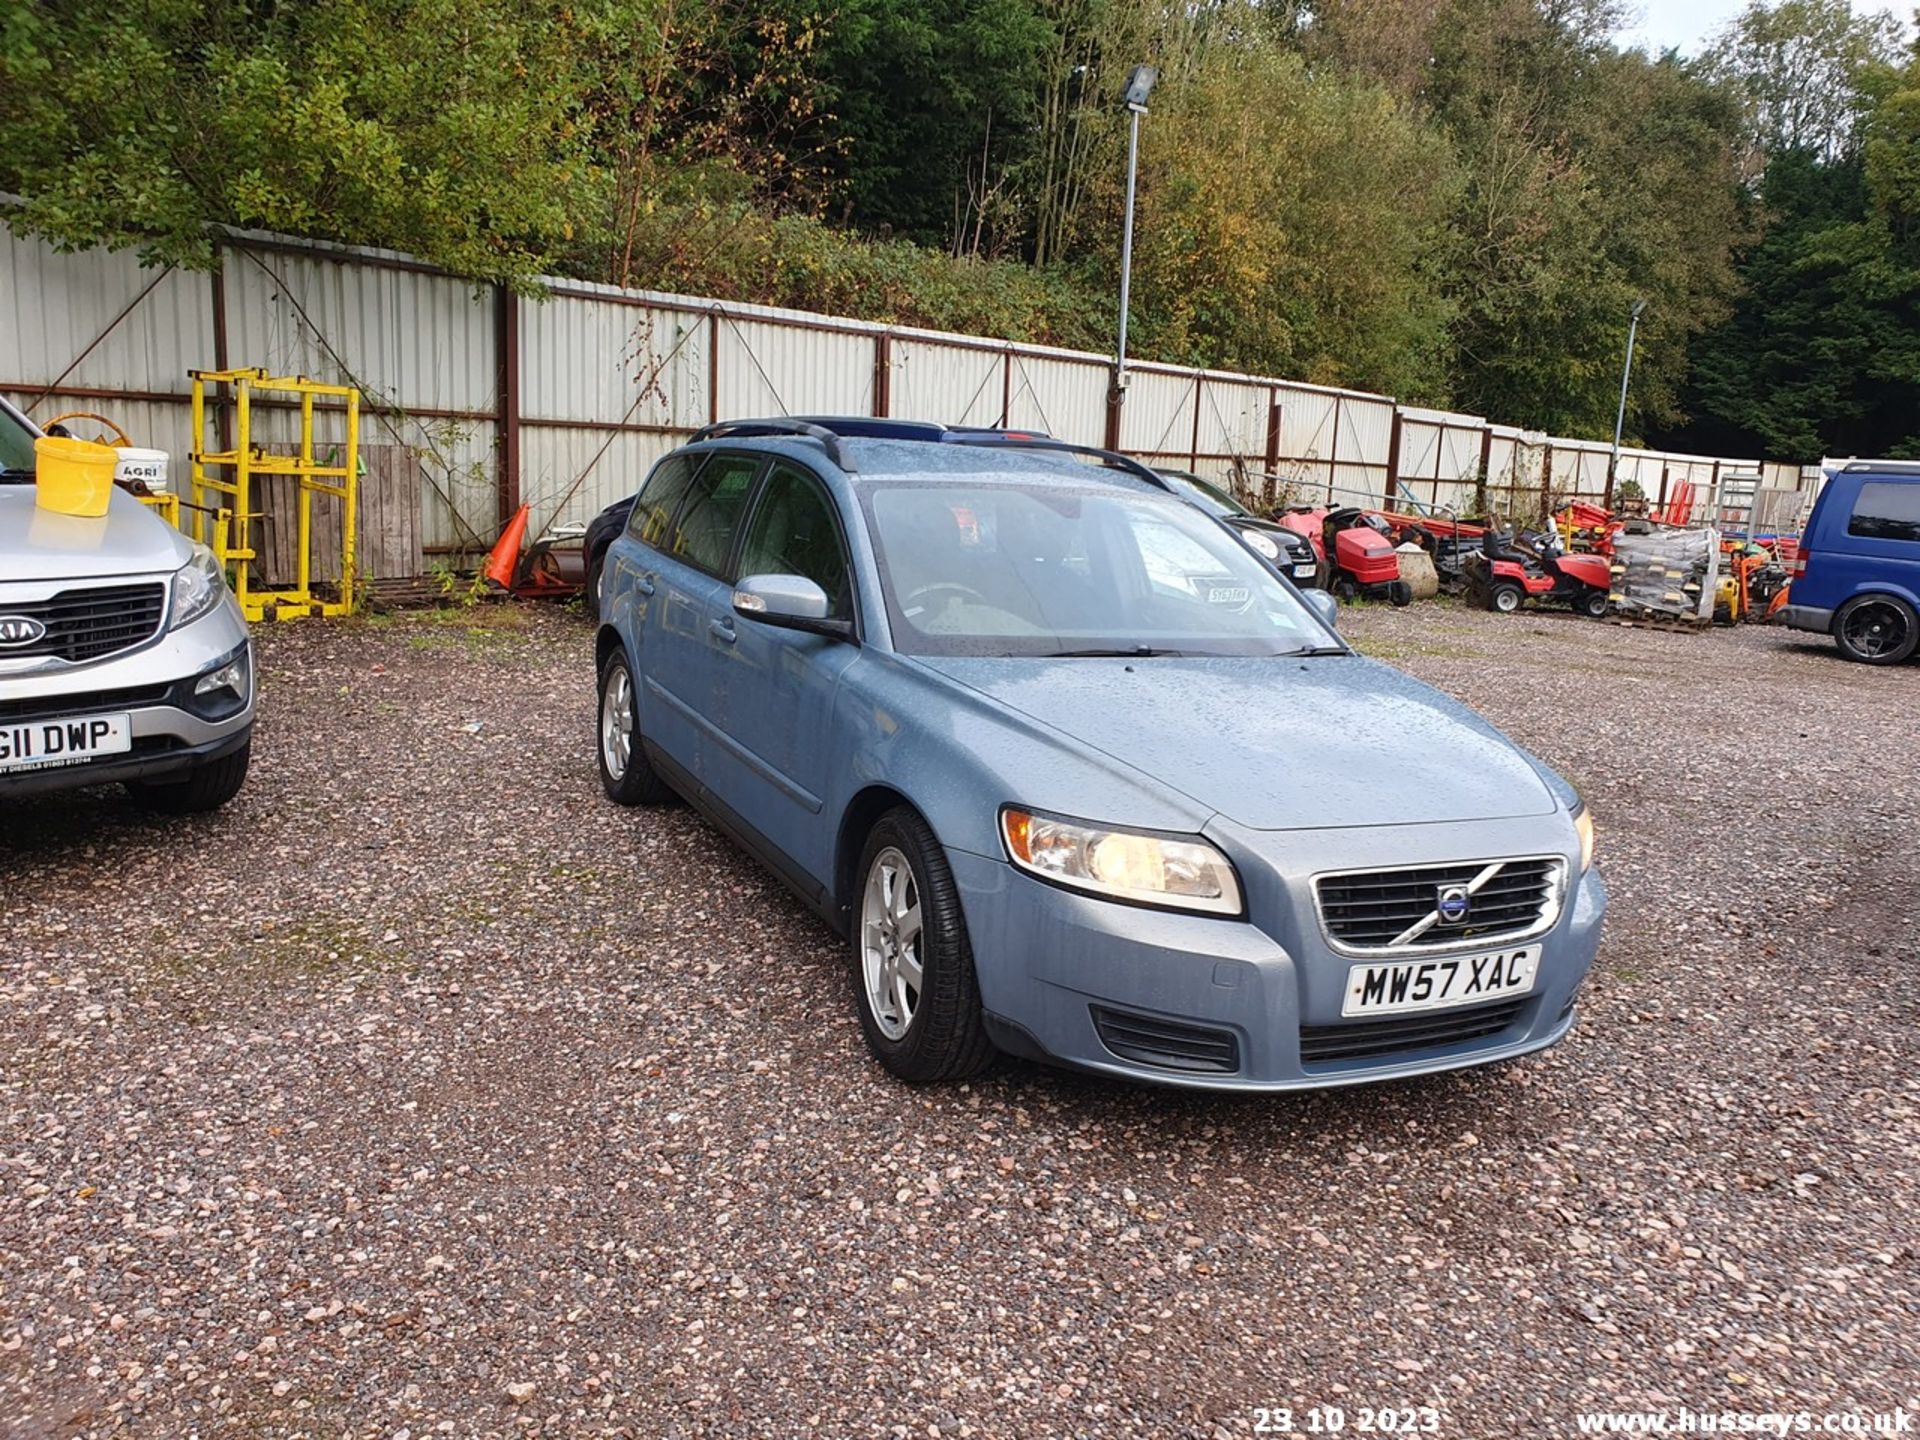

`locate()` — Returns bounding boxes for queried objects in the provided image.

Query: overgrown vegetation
[3,0,1916,457]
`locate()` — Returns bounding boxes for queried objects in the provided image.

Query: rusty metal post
[210,240,231,453]
[873,334,891,418]
[999,349,1013,427]
[1188,375,1203,470]
[707,312,721,424]
[1326,395,1342,505]
[1477,425,1494,517]
[1264,390,1281,475]
[1385,410,1404,508]
[495,284,521,528]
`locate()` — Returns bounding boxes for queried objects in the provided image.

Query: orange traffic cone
[483,503,530,590]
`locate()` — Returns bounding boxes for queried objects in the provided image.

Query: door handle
[709,617,736,644]
[636,573,656,596]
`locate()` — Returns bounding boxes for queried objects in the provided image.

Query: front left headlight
[1572,802,1595,873]
[170,546,228,631]
[1001,807,1243,916]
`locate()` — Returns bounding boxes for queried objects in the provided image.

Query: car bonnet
[914,653,1557,832]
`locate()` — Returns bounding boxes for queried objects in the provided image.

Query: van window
[1847,481,1920,544]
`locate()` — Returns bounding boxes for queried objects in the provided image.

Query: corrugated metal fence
[1,222,1810,580]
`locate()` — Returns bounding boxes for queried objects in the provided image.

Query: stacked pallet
[1609,528,1719,626]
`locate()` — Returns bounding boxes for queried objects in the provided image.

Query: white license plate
[1292,561,1318,578]
[0,712,133,773]
[1341,945,1539,1017]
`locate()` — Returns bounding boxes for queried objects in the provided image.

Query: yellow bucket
[34,435,119,517]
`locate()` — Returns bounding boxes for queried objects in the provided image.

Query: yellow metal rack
[189,368,360,621]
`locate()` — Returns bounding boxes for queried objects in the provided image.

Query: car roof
[682,417,1168,495]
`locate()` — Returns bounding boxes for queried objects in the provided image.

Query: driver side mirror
[1303,587,1339,630]
[733,573,855,641]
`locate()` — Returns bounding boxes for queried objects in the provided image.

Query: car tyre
[585,546,607,622]
[129,741,251,814]
[852,807,994,1084]
[1489,582,1524,614]
[597,650,673,805]
[1832,594,1919,665]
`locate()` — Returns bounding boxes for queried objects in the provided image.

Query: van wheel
[1833,594,1919,665]
[130,742,250,814]
[852,807,994,1084]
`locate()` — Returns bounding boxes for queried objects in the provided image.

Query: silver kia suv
[0,396,254,811]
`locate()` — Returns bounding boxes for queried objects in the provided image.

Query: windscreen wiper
[0,467,34,482]
[1282,645,1349,657]
[1045,646,1186,658]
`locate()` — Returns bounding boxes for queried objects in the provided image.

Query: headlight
[1573,803,1595,873]
[1001,807,1243,916]
[1244,531,1281,561]
[170,547,228,630]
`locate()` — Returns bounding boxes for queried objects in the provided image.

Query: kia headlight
[170,547,228,630]
[1001,807,1243,916]
[1572,802,1595,873]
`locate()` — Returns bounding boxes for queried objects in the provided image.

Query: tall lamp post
[1606,297,1647,506]
[1108,64,1157,449]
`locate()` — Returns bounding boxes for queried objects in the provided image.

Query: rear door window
[1847,481,1920,544]
[626,455,702,548]
[665,452,763,576]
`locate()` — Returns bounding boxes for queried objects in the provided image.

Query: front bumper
[0,599,254,799]
[1777,603,1835,634]
[950,812,1606,1092]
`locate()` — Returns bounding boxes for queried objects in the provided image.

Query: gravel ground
[3,600,1916,1439]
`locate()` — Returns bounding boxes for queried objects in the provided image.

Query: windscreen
[861,478,1335,658]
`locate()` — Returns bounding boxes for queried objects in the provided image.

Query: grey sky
[1616,0,1911,56]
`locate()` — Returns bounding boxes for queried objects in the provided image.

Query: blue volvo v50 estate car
[594,419,1604,1089]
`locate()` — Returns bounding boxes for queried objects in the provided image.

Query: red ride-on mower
[1275,506,1413,606]
[1467,525,1613,618]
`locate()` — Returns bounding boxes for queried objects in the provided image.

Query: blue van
[1780,461,1920,664]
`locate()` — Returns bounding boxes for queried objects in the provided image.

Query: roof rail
[934,433,1171,490]
[689,418,859,472]
[1839,460,1920,475]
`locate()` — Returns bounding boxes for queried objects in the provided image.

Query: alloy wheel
[1841,600,1912,660]
[601,664,634,776]
[861,846,924,1041]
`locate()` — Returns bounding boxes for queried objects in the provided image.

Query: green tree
[816,0,1052,255]
[1679,61,1920,459]
[1703,0,1907,166]
[1128,33,1459,400]
[0,0,597,284]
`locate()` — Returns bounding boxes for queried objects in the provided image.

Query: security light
[1123,65,1158,113]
